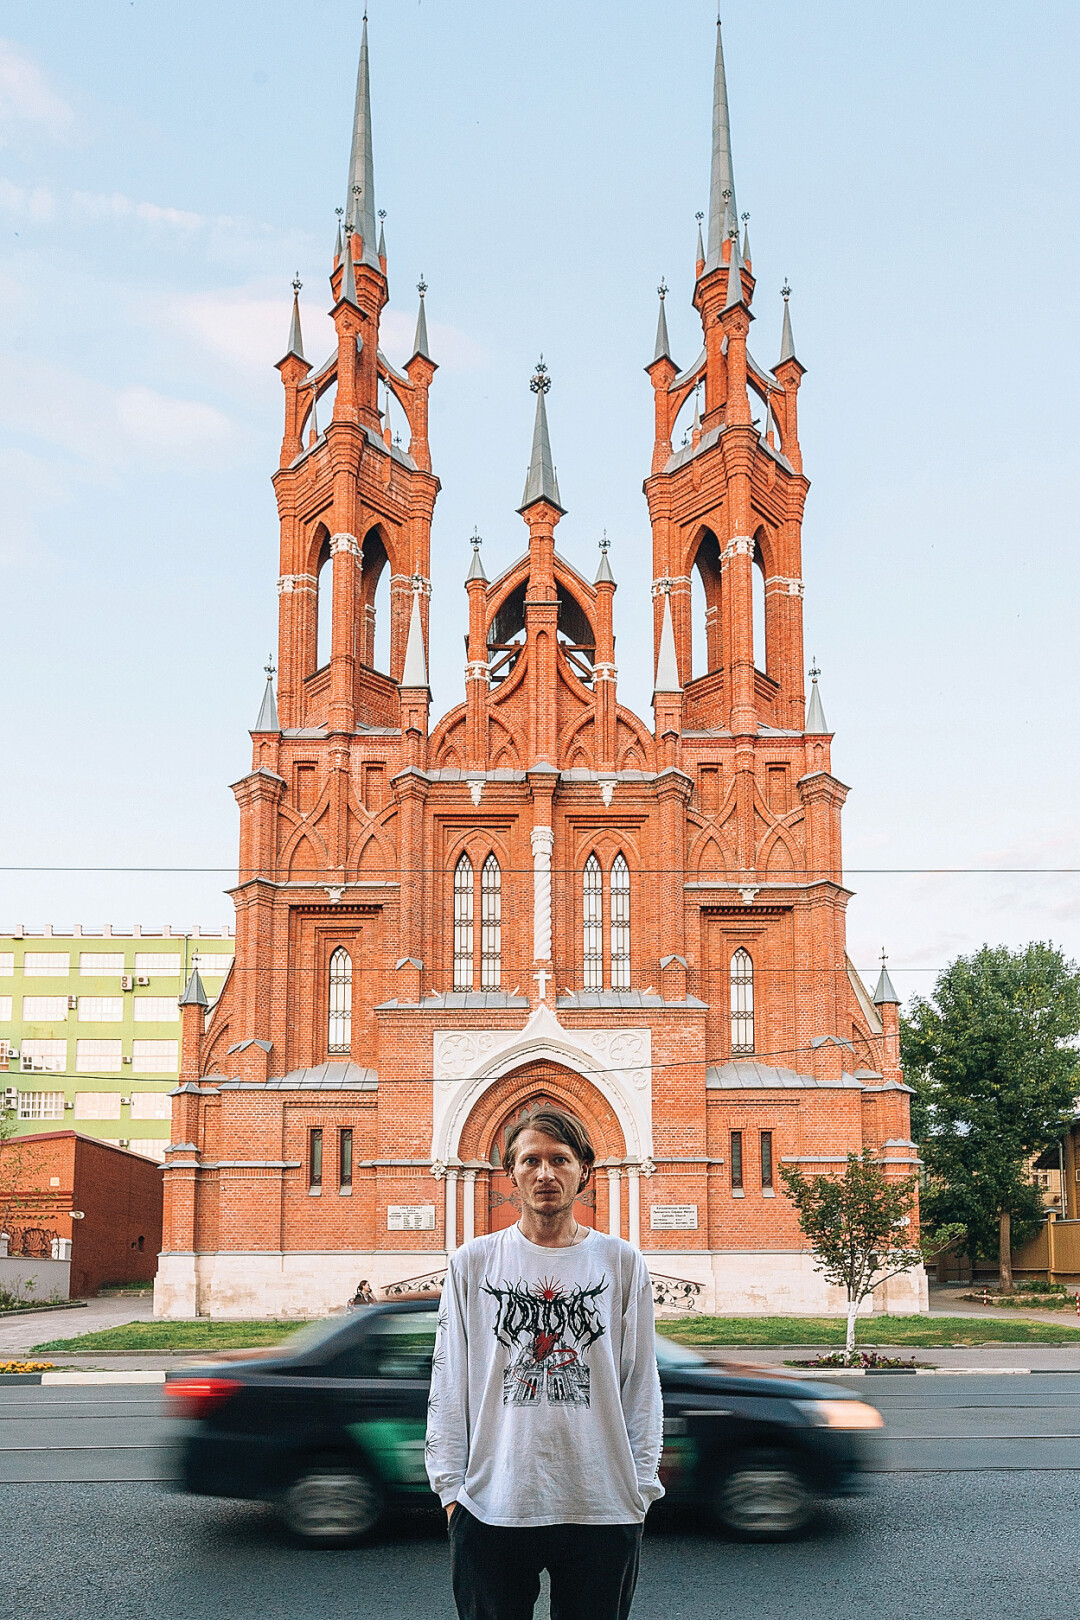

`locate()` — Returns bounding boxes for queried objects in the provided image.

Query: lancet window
[610,854,630,989]
[327,947,352,1054]
[730,948,754,1055]
[480,855,502,990]
[583,856,603,989]
[453,856,474,991]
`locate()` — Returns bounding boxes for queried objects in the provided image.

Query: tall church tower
[157,19,921,1323]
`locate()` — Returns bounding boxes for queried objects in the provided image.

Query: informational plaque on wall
[650,1205,698,1231]
[387,1205,436,1231]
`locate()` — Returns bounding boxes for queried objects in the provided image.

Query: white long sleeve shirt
[425,1225,664,1527]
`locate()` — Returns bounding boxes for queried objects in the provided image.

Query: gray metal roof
[178,968,208,1009]
[218,1061,377,1091]
[557,989,707,1010]
[253,674,279,733]
[742,220,752,264]
[653,291,672,363]
[670,347,707,391]
[466,543,488,583]
[707,1061,864,1091]
[412,289,431,360]
[696,217,705,264]
[518,369,565,513]
[344,17,381,270]
[653,593,681,694]
[779,297,797,363]
[285,289,305,362]
[805,674,829,734]
[377,218,386,260]
[338,230,359,307]
[401,591,429,688]
[704,19,738,274]
[375,991,530,1011]
[724,231,744,309]
[873,963,900,1005]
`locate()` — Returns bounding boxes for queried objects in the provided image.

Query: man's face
[509,1128,588,1218]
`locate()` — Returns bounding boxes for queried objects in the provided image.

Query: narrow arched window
[453,855,473,990]
[730,948,754,1055]
[480,855,501,989]
[610,854,630,989]
[328,947,352,1054]
[583,855,603,990]
[316,546,333,670]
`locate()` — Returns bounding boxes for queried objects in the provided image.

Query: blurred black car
[165,1299,882,1547]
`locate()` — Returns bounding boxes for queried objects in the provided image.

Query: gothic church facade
[156,20,923,1319]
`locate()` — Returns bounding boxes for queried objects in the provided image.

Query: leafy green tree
[780,1152,962,1361]
[903,943,1080,1289]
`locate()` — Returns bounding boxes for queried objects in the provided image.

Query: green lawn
[32,1319,312,1353]
[656,1314,1080,1348]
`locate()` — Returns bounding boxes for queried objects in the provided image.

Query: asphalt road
[0,1376,1077,1619]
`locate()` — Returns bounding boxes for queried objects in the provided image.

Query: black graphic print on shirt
[482,1276,607,1407]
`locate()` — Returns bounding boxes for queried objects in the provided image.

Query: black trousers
[448,1504,643,1620]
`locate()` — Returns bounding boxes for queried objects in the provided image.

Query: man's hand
[445,1502,456,1521]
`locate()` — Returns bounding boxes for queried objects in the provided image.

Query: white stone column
[606,1167,622,1238]
[627,1167,641,1249]
[444,1168,459,1253]
[462,1169,477,1244]
[531,825,554,969]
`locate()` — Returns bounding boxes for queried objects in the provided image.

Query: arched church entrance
[457,1060,625,1237]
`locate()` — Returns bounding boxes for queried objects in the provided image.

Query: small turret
[805,661,829,733]
[518,357,564,514]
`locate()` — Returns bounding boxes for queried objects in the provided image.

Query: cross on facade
[533,967,551,1002]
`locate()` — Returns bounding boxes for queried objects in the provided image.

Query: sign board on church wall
[650,1205,698,1231]
[387,1205,436,1231]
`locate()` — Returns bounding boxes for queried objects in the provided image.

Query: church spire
[345,15,380,270]
[654,594,681,695]
[704,16,738,274]
[805,660,829,733]
[518,357,564,513]
[779,282,797,363]
[401,586,429,688]
[253,658,280,733]
[412,275,431,360]
[284,275,305,362]
[653,278,672,362]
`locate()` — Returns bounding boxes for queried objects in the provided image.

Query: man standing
[426,1107,663,1620]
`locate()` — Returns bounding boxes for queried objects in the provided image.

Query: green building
[0,928,235,1158]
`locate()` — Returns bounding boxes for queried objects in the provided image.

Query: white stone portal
[430,1003,652,1166]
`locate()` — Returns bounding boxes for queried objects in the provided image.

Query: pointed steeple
[254,660,280,732]
[654,594,681,694]
[595,531,615,585]
[377,210,386,261]
[779,282,797,363]
[401,587,428,687]
[873,952,900,1007]
[345,15,380,270]
[518,357,565,513]
[695,211,705,267]
[412,275,431,360]
[333,209,343,262]
[337,229,359,307]
[179,968,208,1010]
[692,384,702,438]
[653,279,672,362]
[805,660,829,733]
[724,227,744,309]
[284,275,305,362]
[705,17,738,274]
[466,527,487,583]
[741,214,751,266]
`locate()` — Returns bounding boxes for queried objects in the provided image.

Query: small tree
[903,943,1080,1289]
[780,1151,962,1361]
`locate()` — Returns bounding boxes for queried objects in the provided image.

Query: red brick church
[156,20,923,1318]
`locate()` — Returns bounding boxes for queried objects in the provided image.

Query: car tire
[712,1449,815,1542]
[281,1461,384,1547]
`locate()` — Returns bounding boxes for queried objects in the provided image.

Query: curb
[793,1366,1043,1378]
[0,1370,168,1386]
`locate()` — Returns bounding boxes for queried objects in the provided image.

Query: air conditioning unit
[120,975,134,991]
[123,1055,132,1064]
[135,975,151,987]
[3,1088,17,1110]
[120,1098,131,1106]
[7,1049,18,1062]
[67,995,78,1011]
[65,1100,74,1109]
[118,1138,130,1148]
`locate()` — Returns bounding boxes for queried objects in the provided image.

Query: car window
[325,1310,437,1380]
[654,1334,708,1370]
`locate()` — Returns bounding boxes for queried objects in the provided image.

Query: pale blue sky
[2,1,1079,999]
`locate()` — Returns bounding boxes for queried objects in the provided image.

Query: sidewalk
[0,1295,154,1354]
[928,1282,1080,1329]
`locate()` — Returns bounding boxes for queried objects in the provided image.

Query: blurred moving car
[165,1299,882,1547]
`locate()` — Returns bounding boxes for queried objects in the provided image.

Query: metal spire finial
[466,525,487,582]
[530,355,551,395]
[471,526,482,553]
[265,656,275,679]
[291,273,302,295]
[599,529,610,556]
[809,658,820,682]
[412,275,430,360]
[417,275,427,297]
[782,280,792,302]
[520,355,563,512]
[657,278,668,300]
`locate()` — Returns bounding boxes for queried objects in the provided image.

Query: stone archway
[458,1060,626,1237]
